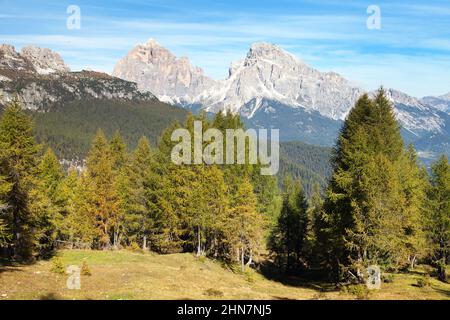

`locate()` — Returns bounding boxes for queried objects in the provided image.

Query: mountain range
[0,40,449,163]
[112,39,450,162]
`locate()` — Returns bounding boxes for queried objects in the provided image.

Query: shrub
[204,288,224,297]
[81,261,91,276]
[50,257,65,275]
[128,242,143,253]
[382,274,395,283]
[244,270,257,283]
[417,275,431,288]
[344,284,371,300]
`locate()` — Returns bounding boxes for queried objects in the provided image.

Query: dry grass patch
[0,250,449,300]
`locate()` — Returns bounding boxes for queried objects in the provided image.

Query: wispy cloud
[0,0,449,96]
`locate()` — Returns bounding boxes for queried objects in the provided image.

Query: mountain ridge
[112,39,449,161]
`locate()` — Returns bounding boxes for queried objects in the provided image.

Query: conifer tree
[0,173,12,246]
[306,183,325,268]
[59,169,96,248]
[269,177,308,274]
[142,121,188,253]
[0,99,40,259]
[189,165,228,257]
[397,144,428,269]
[322,88,416,281]
[425,155,450,281]
[124,136,154,249]
[109,131,129,248]
[226,177,265,271]
[29,148,65,257]
[85,129,120,249]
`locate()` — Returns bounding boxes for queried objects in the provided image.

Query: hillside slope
[0,250,448,300]
[31,99,188,160]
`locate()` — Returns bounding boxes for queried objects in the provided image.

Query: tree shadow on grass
[432,287,450,298]
[40,292,62,300]
[259,260,338,294]
[0,259,24,274]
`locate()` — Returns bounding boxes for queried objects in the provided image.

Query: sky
[1,0,450,97]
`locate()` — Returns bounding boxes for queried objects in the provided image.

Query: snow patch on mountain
[113,40,447,136]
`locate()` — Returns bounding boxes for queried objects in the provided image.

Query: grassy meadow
[1,250,449,300]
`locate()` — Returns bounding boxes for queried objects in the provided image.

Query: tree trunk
[437,255,447,282]
[409,255,417,270]
[196,226,201,256]
[241,248,245,272]
[245,249,253,267]
[142,235,147,250]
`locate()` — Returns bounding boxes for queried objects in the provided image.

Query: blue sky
[1,0,450,97]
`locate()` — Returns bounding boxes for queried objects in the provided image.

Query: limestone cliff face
[112,38,215,105]
[112,39,450,158]
[20,45,70,74]
[0,44,156,111]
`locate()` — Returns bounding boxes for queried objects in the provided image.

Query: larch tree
[397,144,428,269]
[109,131,129,248]
[425,155,450,281]
[29,148,65,257]
[85,129,120,249]
[227,177,266,271]
[59,169,96,248]
[0,99,40,260]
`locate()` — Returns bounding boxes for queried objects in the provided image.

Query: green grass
[0,250,449,300]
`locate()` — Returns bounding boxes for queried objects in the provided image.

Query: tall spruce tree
[0,99,40,260]
[124,136,155,249]
[425,155,450,281]
[307,183,326,269]
[322,88,419,281]
[269,177,308,274]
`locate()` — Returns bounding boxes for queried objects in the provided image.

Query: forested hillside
[29,99,188,160]
[279,141,332,196]
[23,100,332,196]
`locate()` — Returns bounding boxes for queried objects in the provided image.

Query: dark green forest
[21,100,332,196]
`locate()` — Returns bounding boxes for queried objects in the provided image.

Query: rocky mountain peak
[112,39,215,104]
[384,88,423,107]
[129,38,174,64]
[246,42,301,64]
[111,39,449,154]
[0,44,34,73]
[439,92,450,100]
[20,45,70,74]
[0,44,70,76]
[0,44,17,56]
